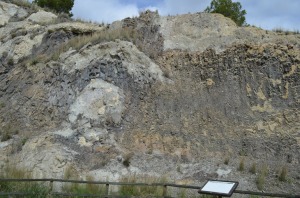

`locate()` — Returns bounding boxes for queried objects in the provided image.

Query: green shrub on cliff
[205,0,247,26]
[33,0,74,16]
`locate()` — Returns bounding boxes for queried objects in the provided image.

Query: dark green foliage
[7,58,14,66]
[33,0,74,16]
[205,0,246,26]
[123,158,131,167]
[122,152,133,167]
[1,132,12,142]
[0,102,5,109]
[224,157,229,165]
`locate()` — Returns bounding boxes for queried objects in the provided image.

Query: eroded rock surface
[0,2,299,194]
[159,13,300,52]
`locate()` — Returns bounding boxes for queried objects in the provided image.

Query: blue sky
[29,0,300,31]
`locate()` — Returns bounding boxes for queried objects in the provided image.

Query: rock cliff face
[0,1,299,193]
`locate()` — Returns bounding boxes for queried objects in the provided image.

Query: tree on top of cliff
[205,0,247,26]
[33,0,74,16]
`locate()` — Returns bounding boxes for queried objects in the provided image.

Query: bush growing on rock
[33,0,74,16]
[205,0,246,26]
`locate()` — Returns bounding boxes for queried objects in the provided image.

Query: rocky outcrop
[27,10,57,24]
[48,22,104,34]
[0,2,299,194]
[159,13,300,53]
[0,1,28,27]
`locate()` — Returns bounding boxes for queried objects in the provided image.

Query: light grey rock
[27,10,57,24]
[0,17,45,62]
[61,40,165,82]
[0,1,28,26]
[83,128,108,143]
[47,22,104,34]
[68,79,125,126]
[53,127,75,138]
[14,134,77,179]
[159,13,300,53]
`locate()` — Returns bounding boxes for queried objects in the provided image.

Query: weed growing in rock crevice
[249,162,256,174]
[122,152,133,167]
[278,165,288,182]
[0,124,19,142]
[224,157,230,165]
[238,158,245,171]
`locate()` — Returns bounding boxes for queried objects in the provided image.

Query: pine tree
[33,0,74,16]
[205,0,246,26]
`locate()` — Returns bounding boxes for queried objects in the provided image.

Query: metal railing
[0,178,299,197]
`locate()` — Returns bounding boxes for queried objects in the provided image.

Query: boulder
[27,10,57,24]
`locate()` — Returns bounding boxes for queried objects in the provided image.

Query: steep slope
[0,2,299,194]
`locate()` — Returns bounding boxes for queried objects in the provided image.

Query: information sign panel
[199,180,239,197]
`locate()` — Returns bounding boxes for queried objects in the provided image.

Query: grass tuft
[278,165,288,182]
[62,177,106,196]
[0,164,48,196]
[63,164,78,180]
[224,157,230,165]
[249,162,256,174]
[256,172,265,191]
[0,124,19,142]
[119,175,167,197]
[255,163,269,191]
[122,152,133,167]
[238,158,245,171]
[0,102,5,109]
[273,27,300,35]
[31,27,138,64]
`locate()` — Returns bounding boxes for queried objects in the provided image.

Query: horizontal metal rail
[0,178,299,197]
[0,192,36,196]
[51,192,125,197]
[234,190,300,198]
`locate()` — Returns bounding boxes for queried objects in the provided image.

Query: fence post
[105,183,109,198]
[162,184,167,198]
[48,179,53,196]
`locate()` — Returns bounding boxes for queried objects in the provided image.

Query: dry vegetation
[273,27,300,35]
[0,163,48,196]
[249,162,256,174]
[278,165,288,182]
[256,163,269,190]
[29,27,138,66]
[0,124,19,142]
[238,158,245,171]
[119,175,167,197]
[62,175,107,196]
